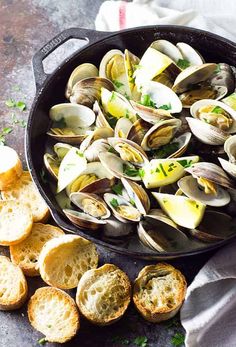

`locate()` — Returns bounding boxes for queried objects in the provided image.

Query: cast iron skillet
[26,25,236,259]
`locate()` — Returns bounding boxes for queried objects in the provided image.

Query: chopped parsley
[113,80,124,88]
[130,198,136,206]
[177,59,190,69]
[177,159,193,168]
[171,332,185,346]
[38,337,47,345]
[110,198,119,208]
[112,182,123,195]
[110,91,116,102]
[108,146,117,154]
[151,142,179,159]
[0,127,13,146]
[76,150,83,157]
[123,163,139,177]
[5,99,26,111]
[211,106,224,114]
[140,94,156,108]
[134,64,142,70]
[158,103,171,110]
[139,168,145,178]
[214,64,221,74]
[134,336,148,347]
[159,163,167,177]
[12,114,27,128]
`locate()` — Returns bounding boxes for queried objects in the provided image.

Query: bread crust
[28,286,79,343]
[0,256,28,310]
[0,200,33,246]
[1,171,49,223]
[133,263,187,322]
[10,223,64,276]
[0,146,23,190]
[76,264,131,326]
[38,235,99,289]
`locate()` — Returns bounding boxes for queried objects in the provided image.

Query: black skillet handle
[32,27,111,90]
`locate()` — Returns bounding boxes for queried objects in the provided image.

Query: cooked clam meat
[196,104,233,131]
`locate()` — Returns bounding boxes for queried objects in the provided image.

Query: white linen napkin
[95,0,235,41]
[95,1,236,346]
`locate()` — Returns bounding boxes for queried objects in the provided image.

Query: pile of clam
[44,39,236,253]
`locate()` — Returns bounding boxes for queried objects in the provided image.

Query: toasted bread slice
[39,235,98,289]
[0,256,28,310]
[0,146,23,190]
[10,223,65,276]
[0,200,33,246]
[133,263,187,322]
[1,171,50,223]
[76,264,131,325]
[28,287,79,343]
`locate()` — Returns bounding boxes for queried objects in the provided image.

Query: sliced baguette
[10,223,64,276]
[76,264,131,325]
[0,146,23,190]
[1,171,50,223]
[0,200,33,245]
[0,256,28,310]
[39,235,99,289]
[28,287,79,343]
[133,263,187,322]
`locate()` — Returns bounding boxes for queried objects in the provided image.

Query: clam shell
[185,162,236,190]
[70,77,114,108]
[108,137,149,166]
[114,118,133,138]
[150,40,183,63]
[70,192,110,219]
[218,157,236,179]
[168,132,192,158]
[65,63,98,99]
[176,42,204,66]
[43,153,59,180]
[178,175,230,207]
[99,152,141,181]
[121,178,150,215]
[103,193,141,222]
[186,117,229,145]
[127,119,151,145]
[63,209,106,230]
[173,63,217,93]
[84,138,110,162]
[103,216,134,238]
[80,127,114,153]
[130,100,173,124]
[210,63,235,95]
[223,135,236,162]
[191,99,236,134]
[180,85,228,108]
[141,118,182,151]
[54,143,72,160]
[124,49,141,100]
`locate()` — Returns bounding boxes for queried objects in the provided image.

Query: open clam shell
[84,138,110,162]
[168,132,192,158]
[185,162,236,190]
[43,153,60,180]
[54,143,72,160]
[104,193,141,222]
[150,40,183,64]
[114,118,133,138]
[65,63,98,99]
[70,192,110,219]
[172,63,217,94]
[186,117,229,145]
[130,100,173,124]
[121,178,150,215]
[108,137,149,167]
[70,77,114,108]
[179,85,227,108]
[176,42,204,66]
[66,161,115,195]
[124,49,141,100]
[189,211,235,242]
[141,118,182,151]
[80,127,114,153]
[178,175,230,207]
[138,211,189,252]
[223,134,236,162]
[127,119,151,145]
[99,152,141,181]
[48,103,96,144]
[191,99,236,134]
[152,192,206,229]
[63,209,106,230]
[210,63,235,95]
[141,81,183,114]
[218,157,236,179]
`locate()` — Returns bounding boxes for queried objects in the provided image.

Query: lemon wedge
[152,192,206,229]
[134,47,172,88]
[101,88,137,122]
[57,147,87,193]
[141,156,199,189]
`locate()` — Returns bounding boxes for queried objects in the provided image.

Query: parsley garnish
[177,59,190,69]
[0,127,13,145]
[108,146,117,154]
[130,198,136,206]
[5,99,26,111]
[110,91,116,102]
[139,168,145,178]
[110,198,119,208]
[177,159,193,168]
[151,142,179,159]
[171,332,185,346]
[76,150,83,157]
[112,182,123,195]
[123,164,139,177]
[134,336,148,347]
[158,103,171,110]
[214,64,221,73]
[212,106,223,114]
[140,94,156,108]
[38,337,47,345]
[113,80,124,88]
[11,114,27,128]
